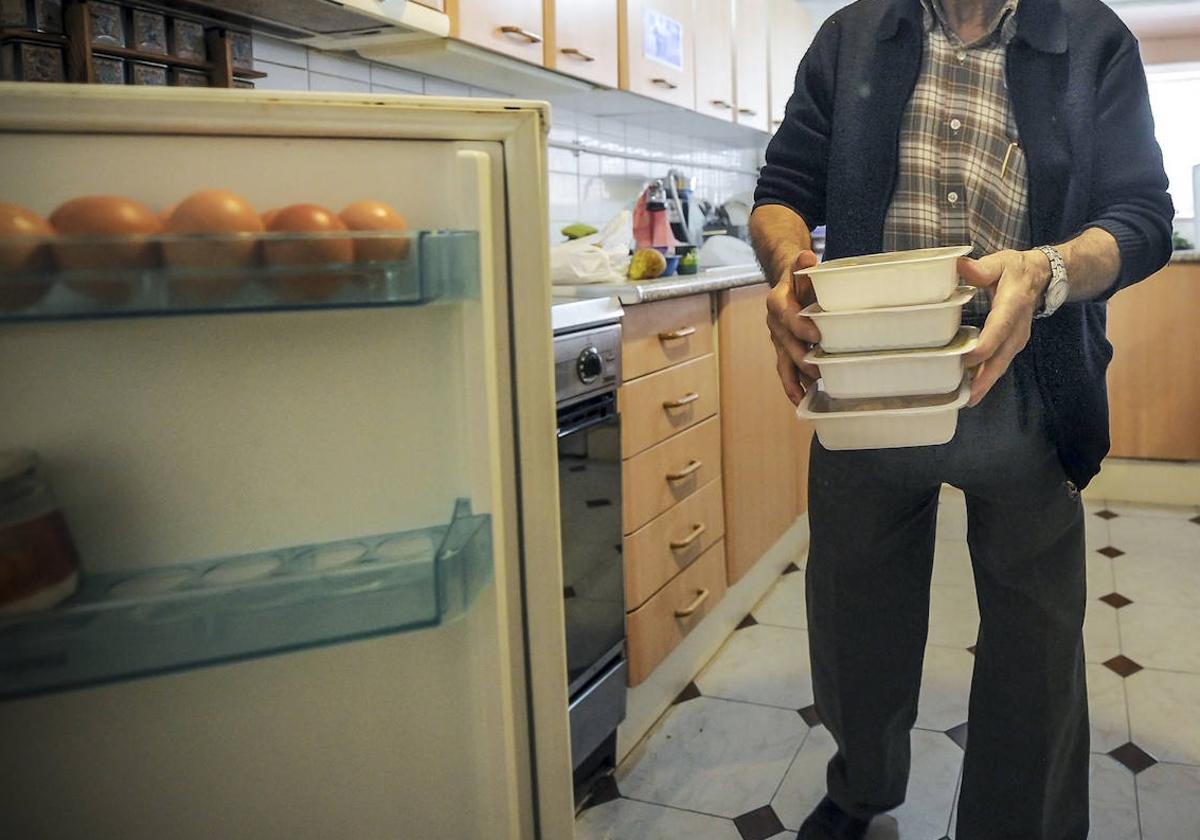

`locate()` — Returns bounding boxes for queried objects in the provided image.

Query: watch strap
[1035,244,1067,319]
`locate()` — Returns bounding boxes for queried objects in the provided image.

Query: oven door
[557,390,625,696]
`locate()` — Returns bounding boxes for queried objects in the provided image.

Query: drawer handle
[561,47,596,62]
[669,523,707,550]
[658,326,696,341]
[674,588,710,618]
[651,77,678,90]
[499,25,543,44]
[663,392,699,410]
[666,459,702,482]
[710,99,732,109]
[738,107,758,116]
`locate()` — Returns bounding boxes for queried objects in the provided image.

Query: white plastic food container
[803,286,977,354]
[797,245,973,312]
[807,326,979,399]
[796,378,972,451]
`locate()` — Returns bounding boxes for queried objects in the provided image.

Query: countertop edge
[553,267,767,305]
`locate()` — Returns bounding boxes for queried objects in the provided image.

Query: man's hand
[958,249,1052,407]
[766,250,823,406]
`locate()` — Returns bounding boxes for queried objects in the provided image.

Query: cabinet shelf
[0,499,492,700]
[0,229,479,322]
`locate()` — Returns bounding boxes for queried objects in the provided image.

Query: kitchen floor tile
[1086,511,1112,552]
[695,625,814,710]
[1137,762,1200,839]
[1107,515,1200,560]
[915,646,973,732]
[888,729,963,839]
[753,573,807,630]
[1114,551,1200,609]
[1119,602,1200,674]
[927,586,979,649]
[617,696,808,818]
[575,796,743,840]
[1126,669,1200,766]
[1104,501,1200,520]
[946,765,963,838]
[1087,551,1116,601]
[772,726,836,830]
[1084,598,1122,664]
[932,540,976,588]
[937,496,968,542]
[1089,754,1141,840]
[1088,663,1132,754]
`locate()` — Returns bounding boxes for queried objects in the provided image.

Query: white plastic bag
[551,211,633,285]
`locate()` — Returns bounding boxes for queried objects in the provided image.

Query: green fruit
[561,223,598,240]
[629,248,668,281]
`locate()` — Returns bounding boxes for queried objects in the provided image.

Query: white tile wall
[253,34,767,245]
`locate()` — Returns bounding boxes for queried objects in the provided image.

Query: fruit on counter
[561,223,598,241]
[0,202,54,312]
[628,248,668,281]
[49,195,161,304]
[338,200,410,263]
[261,203,353,302]
[162,189,264,303]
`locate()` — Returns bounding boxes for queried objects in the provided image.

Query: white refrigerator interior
[0,86,570,840]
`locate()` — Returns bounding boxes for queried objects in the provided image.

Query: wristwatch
[1035,244,1069,319]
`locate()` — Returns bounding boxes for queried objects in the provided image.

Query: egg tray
[0,498,492,700]
[0,229,480,321]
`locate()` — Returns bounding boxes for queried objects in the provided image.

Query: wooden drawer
[626,539,727,685]
[624,415,721,533]
[625,478,724,610]
[622,294,713,382]
[620,353,718,457]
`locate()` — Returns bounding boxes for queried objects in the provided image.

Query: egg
[0,202,54,312]
[339,200,410,263]
[50,195,161,304]
[261,208,281,228]
[163,189,264,304]
[261,204,353,302]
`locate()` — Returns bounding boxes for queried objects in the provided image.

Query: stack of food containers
[794,245,980,450]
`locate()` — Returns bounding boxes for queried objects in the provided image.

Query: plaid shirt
[882,0,1031,316]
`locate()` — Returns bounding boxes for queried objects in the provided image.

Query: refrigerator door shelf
[0,499,492,701]
[0,229,479,323]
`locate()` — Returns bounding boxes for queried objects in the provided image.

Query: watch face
[1047,281,1069,311]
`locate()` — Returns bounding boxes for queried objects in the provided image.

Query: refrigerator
[0,84,573,840]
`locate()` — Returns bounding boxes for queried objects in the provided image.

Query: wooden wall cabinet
[448,0,546,64]
[618,0,695,108]
[692,0,734,122]
[767,0,814,132]
[544,0,619,87]
[717,283,807,584]
[732,0,769,132]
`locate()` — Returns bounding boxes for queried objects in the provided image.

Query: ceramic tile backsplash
[254,34,767,245]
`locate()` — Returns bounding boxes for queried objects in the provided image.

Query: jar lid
[0,449,38,485]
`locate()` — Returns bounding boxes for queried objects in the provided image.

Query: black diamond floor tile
[1103,655,1144,678]
[1095,509,1119,520]
[783,562,802,575]
[733,804,785,840]
[1190,515,1200,526]
[1099,592,1134,609]
[945,722,968,750]
[798,704,822,727]
[1097,545,1126,559]
[673,681,702,705]
[736,613,759,630]
[966,645,976,655]
[1108,742,1157,774]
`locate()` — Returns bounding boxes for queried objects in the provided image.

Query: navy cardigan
[754,0,1174,490]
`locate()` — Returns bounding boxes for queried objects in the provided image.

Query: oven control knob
[577,346,603,384]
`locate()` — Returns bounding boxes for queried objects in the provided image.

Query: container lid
[807,326,979,365]
[0,448,37,485]
[802,286,977,319]
[797,376,971,420]
[796,245,973,278]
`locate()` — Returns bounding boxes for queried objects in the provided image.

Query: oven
[552,299,626,794]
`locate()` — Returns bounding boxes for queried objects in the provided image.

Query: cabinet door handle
[666,459,702,481]
[499,25,543,44]
[651,77,678,90]
[658,326,696,341]
[738,107,758,116]
[561,47,596,62]
[663,392,699,409]
[710,99,732,109]
[674,588,710,618]
[669,523,707,550]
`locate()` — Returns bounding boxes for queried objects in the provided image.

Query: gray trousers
[806,369,1089,839]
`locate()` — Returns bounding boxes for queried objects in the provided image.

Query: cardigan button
[1065,480,1079,498]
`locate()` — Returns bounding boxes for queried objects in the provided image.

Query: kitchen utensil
[798,245,972,312]
[806,326,979,399]
[796,377,972,450]
[803,286,977,354]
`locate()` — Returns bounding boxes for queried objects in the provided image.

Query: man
[750,0,1173,837]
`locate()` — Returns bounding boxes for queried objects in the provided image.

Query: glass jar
[0,449,80,615]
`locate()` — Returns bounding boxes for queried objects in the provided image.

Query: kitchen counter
[1171,249,1200,263]
[552,265,766,305]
